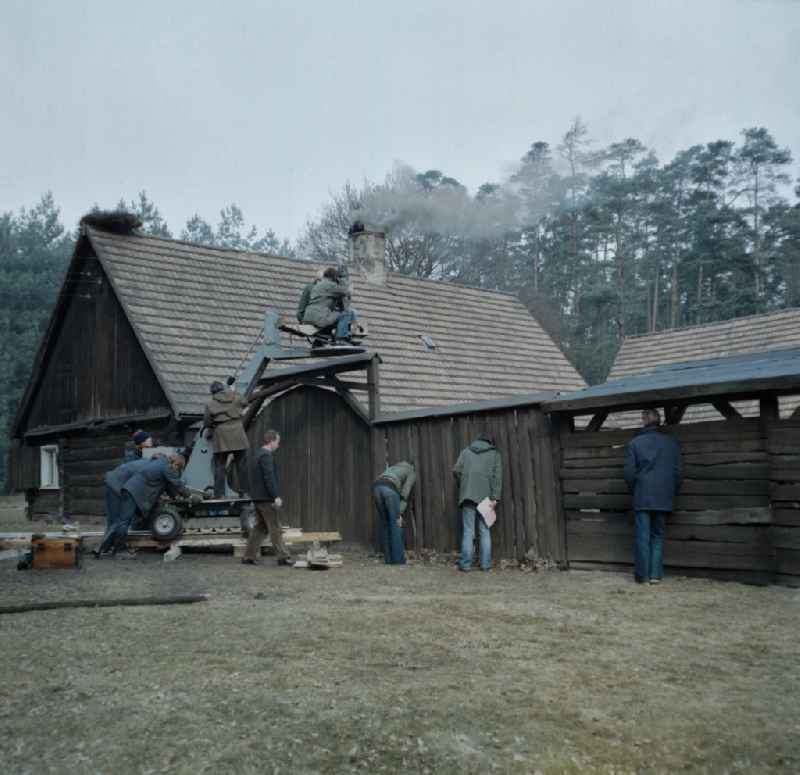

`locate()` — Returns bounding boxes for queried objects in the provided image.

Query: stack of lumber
[561,418,776,584]
[127,527,341,557]
[769,421,800,587]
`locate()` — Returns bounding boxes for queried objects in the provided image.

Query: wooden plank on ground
[568,561,774,586]
[567,534,775,570]
[567,518,770,545]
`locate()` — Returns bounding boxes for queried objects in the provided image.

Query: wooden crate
[31,536,84,569]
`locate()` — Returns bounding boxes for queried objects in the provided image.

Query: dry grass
[0,539,798,775]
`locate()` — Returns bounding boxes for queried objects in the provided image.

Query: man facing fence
[454,432,502,572]
[624,408,683,585]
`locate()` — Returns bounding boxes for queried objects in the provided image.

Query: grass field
[0,532,798,775]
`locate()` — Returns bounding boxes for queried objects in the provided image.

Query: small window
[40,445,60,489]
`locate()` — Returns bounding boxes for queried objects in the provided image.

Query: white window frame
[40,445,60,489]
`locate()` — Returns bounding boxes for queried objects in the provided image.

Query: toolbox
[30,535,84,569]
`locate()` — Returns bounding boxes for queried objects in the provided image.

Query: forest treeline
[1,121,798,488]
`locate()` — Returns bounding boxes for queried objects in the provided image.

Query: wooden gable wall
[20,244,170,433]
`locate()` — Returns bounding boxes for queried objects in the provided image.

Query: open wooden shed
[542,348,800,586]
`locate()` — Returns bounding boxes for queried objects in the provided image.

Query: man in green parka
[296,269,325,322]
[372,461,416,564]
[454,433,502,571]
[301,266,358,342]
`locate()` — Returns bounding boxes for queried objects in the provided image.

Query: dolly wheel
[150,505,184,542]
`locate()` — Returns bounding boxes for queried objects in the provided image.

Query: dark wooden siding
[22,249,169,432]
[249,386,374,545]
[7,441,40,490]
[61,431,130,518]
[768,420,800,586]
[378,406,564,561]
[558,417,793,584]
[248,388,563,560]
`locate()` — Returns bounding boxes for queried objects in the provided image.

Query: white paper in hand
[477,497,496,528]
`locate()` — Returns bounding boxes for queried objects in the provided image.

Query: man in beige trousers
[242,430,294,566]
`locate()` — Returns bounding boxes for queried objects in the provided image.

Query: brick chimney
[348,222,386,285]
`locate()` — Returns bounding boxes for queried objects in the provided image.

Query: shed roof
[85,227,585,418]
[607,308,800,422]
[543,347,800,414]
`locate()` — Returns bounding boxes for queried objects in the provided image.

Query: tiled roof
[607,309,800,422]
[87,228,585,417]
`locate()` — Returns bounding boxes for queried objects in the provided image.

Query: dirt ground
[0,503,798,774]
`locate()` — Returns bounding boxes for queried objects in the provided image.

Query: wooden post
[366,356,381,422]
[760,395,779,424]
[664,402,687,425]
[535,411,567,566]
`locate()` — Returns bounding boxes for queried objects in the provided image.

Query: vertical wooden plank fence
[559,418,781,583]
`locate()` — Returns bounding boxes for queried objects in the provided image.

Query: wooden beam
[329,382,371,425]
[760,395,779,423]
[585,411,609,432]
[711,399,742,420]
[329,380,369,392]
[242,380,298,428]
[542,376,800,414]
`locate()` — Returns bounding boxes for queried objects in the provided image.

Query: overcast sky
[2,0,799,242]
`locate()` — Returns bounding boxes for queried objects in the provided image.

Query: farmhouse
[7,218,585,543]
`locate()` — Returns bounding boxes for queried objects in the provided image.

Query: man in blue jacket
[94,456,154,557]
[242,430,294,566]
[110,454,197,559]
[624,409,683,584]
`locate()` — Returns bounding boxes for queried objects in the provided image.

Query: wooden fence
[376,404,563,562]
[769,420,800,585]
[249,387,564,561]
[560,417,800,585]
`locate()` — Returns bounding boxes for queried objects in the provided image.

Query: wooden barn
[7,219,585,550]
[542,348,800,586]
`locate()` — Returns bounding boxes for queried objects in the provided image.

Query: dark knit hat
[210,381,225,395]
[132,430,151,445]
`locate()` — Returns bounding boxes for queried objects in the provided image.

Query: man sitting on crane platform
[301,265,358,342]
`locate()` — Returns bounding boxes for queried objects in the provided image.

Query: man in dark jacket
[301,266,357,342]
[624,409,683,584]
[453,433,502,572]
[204,380,251,497]
[94,457,152,557]
[372,461,416,565]
[109,454,197,559]
[242,430,294,566]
